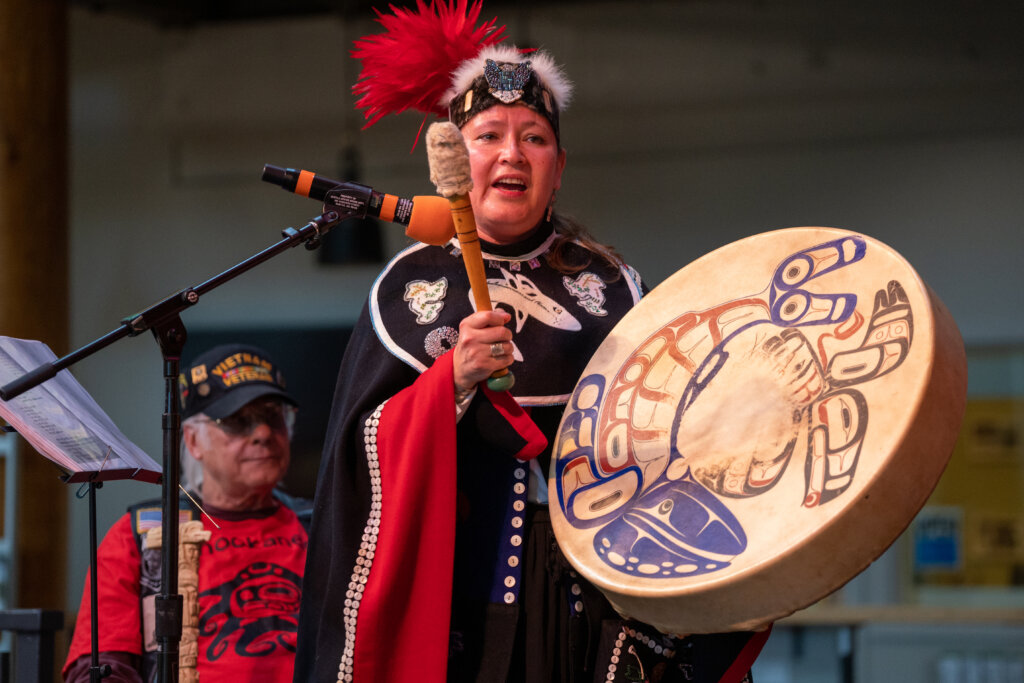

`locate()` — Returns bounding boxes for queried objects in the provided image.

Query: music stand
[0,206,345,683]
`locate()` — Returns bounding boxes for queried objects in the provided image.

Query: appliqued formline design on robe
[404,278,449,324]
[368,232,642,406]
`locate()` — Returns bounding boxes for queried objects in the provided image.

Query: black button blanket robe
[293,224,767,683]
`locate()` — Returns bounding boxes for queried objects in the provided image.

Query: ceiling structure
[69,0,376,26]
[67,0,570,27]
[67,0,1024,56]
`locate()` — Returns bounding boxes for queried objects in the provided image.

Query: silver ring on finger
[489,342,505,358]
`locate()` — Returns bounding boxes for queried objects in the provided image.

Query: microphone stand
[0,208,343,683]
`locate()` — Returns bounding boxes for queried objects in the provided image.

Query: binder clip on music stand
[0,199,351,683]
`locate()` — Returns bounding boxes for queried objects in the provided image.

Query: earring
[546,191,557,223]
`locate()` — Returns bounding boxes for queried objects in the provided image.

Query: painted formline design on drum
[555,236,915,580]
[337,403,386,683]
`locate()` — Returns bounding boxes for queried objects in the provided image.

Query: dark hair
[546,211,625,280]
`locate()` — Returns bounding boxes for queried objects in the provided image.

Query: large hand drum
[549,227,967,634]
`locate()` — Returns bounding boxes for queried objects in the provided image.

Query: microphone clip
[321,183,373,222]
[282,211,342,251]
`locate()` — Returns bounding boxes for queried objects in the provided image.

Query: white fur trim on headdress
[442,44,574,111]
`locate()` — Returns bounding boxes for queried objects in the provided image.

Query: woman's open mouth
[493,177,527,193]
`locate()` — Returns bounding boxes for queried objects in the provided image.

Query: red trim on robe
[355,352,458,682]
[480,385,548,460]
[719,624,773,683]
[352,352,548,683]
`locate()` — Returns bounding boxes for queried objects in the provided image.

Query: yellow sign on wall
[919,399,1024,586]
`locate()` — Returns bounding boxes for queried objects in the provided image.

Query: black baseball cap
[178,344,297,420]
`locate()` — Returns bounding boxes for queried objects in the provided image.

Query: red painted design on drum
[550,227,966,635]
[597,300,767,483]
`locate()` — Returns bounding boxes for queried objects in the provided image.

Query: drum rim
[549,226,967,632]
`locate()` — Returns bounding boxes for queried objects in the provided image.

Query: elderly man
[63,344,309,683]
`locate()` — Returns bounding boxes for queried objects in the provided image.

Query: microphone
[261,164,455,246]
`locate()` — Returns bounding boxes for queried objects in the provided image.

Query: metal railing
[0,609,63,683]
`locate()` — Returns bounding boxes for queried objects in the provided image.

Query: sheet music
[0,336,161,482]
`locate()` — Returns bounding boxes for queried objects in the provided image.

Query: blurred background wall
[2,1,1023,680]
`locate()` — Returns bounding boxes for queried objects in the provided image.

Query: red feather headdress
[351,0,508,147]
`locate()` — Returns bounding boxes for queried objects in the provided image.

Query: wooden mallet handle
[426,122,514,392]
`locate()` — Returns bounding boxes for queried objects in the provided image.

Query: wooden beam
[0,0,70,619]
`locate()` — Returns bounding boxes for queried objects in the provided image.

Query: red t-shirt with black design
[64,505,307,683]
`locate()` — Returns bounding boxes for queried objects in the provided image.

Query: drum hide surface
[549,227,967,634]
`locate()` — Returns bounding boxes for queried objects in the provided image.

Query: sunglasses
[200,399,296,437]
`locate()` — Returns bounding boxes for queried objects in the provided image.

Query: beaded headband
[445,44,572,143]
